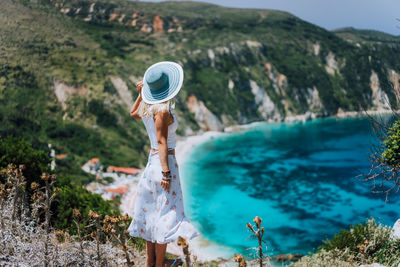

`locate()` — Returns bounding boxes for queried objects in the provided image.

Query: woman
[128,62,199,267]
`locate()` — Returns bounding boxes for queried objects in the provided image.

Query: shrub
[382,120,400,168]
[373,239,400,267]
[320,218,391,258]
[292,218,399,266]
[0,136,50,200]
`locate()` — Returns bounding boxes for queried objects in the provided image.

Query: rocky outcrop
[109,13,119,22]
[249,80,281,122]
[389,69,400,102]
[306,86,323,111]
[370,71,390,110]
[53,80,87,111]
[153,15,164,33]
[391,218,400,240]
[245,40,262,48]
[325,52,339,76]
[109,76,134,110]
[187,95,223,131]
[207,49,215,67]
[313,42,320,56]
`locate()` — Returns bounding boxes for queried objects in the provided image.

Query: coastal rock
[389,69,400,102]
[187,94,224,131]
[264,62,286,96]
[249,80,281,122]
[370,71,390,110]
[109,76,134,110]
[306,86,324,111]
[391,218,400,240]
[285,111,317,123]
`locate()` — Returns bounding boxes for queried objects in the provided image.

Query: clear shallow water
[181,116,400,257]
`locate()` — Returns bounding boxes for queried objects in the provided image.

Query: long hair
[138,98,176,118]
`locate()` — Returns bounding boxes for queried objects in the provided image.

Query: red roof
[55,154,68,159]
[104,186,129,195]
[107,166,140,175]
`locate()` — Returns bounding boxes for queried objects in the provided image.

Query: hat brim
[141,61,183,104]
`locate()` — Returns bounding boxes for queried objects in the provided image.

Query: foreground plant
[40,172,58,267]
[104,214,134,266]
[177,236,191,267]
[73,208,86,264]
[233,253,247,267]
[88,210,103,264]
[1,164,27,223]
[247,216,268,267]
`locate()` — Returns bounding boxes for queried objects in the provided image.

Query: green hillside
[1,0,400,181]
[333,27,400,44]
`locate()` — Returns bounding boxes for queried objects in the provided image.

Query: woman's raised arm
[130,81,143,120]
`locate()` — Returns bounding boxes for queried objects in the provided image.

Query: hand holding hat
[136,81,143,93]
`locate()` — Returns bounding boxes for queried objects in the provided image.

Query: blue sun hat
[141,61,184,104]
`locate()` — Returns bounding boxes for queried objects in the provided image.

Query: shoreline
[224,108,399,133]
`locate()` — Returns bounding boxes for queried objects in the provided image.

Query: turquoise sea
[181,115,400,257]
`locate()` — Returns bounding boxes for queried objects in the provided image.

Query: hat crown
[146,69,169,91]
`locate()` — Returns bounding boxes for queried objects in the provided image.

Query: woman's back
[142,108,178,150]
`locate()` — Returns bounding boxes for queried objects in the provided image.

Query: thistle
[40,172,58,267]
[177,236,191,267]
[247,216,268,267]
[88,210,103,264]
[234,254,247,267]
[72,208,85,264]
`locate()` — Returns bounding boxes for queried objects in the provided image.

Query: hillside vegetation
[1,0,400,180]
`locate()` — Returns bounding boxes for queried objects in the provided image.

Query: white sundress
[127,108,200,244]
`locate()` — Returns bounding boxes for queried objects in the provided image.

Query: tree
[363,110,400,200]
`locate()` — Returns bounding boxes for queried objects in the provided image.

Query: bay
[181,115,400,257]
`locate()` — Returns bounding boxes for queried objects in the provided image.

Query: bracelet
[162,170,171,177]
[162,177,171,182]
